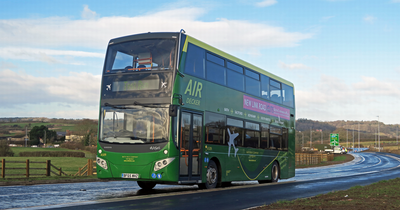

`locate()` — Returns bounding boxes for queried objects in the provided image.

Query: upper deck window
[207,53,224,66]
[282,84,294,107]
[104,39,176,73]
[184,43,205,79]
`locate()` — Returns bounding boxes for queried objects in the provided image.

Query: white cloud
[363,15,376,24]
[0,47,103,64]
[296,75,400,123]
[0,61,17,70]
[81,5,98,20]
[392,0,400,3]
[353,76,400,97]
[0,103,99,119]
[279,61,311,70]
[0,69,101,107]
[256,0,277,7]
[0,7,312,53]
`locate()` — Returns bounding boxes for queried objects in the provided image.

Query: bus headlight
[96,156,108,170]
[154,157,175,171]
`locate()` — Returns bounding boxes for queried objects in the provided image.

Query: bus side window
[205,112,226,145]
[270,79,282,104]
[261,124,269,149]
[270,126,282,150]
[184,43,205,79]
[226,126,243,147]
[244,121,260,148]
[282,84,294,108]
[282,128,288,151]
[226,118,244,147]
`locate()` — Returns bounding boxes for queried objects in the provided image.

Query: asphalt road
[6,152,400,210]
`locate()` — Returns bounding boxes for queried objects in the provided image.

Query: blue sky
[0,0,399,124]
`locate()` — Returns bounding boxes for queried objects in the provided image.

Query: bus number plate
[121,173,139,179]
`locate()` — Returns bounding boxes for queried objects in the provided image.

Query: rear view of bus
[96,32,182,190]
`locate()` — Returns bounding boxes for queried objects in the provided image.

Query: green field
[0,122,77,132]
[11,147,72,156]
[11,147,96,158]
[0,122,54,128]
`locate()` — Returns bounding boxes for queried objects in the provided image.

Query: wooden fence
[0,159,67,178]
[295,153,334,166]
[1,159,96,178]
[75,160,96,176]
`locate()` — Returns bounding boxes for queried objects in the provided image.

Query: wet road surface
[3,152,400,210]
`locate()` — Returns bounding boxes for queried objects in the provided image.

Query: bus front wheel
[137,181,156,190]
[204,160,219,189]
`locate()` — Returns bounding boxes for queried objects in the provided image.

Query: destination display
[112,79,159,92]
[243,95,290,120]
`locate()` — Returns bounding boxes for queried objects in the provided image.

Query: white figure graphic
[106,84,111,91]
[161,82,167,88]
[227,128,239,157]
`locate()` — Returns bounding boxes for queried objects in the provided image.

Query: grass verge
[255,178,400,210]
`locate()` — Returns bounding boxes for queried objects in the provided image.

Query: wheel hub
[207,167,217,184]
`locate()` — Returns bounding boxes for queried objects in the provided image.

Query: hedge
[19,151,85,158]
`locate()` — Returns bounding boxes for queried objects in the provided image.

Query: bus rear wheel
[137,181,156,190]
[270,162,279,182]
[204,160,219,189]
[258,161,279,184]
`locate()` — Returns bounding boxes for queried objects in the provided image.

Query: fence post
[59,167,62,176]
[26,159,29,178]
[78,167,81,176]
[88,159,92,176]
[46,160,51,176]
[1,159,4,178]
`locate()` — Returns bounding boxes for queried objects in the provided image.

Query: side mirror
[169,105,178,117]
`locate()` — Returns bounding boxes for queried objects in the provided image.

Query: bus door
[179,111,202,181]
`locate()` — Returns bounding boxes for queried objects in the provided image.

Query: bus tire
[137,181,156,190]
[270,161,279,183]
[205,159,219,189]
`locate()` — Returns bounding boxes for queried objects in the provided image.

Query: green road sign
[330,133,339,146]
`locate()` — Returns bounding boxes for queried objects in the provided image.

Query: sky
[0,0,399,124]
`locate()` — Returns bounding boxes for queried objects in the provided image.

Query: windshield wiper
[104,103,128,109]
[105,102,162,109]
[133,101,164,108]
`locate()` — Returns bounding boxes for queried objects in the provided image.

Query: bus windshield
[100,105,169,144]
[104,39,176,73]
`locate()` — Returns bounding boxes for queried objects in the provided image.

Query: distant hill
[296,118,399,144]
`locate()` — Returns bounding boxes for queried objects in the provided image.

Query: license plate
[121,173,139,179]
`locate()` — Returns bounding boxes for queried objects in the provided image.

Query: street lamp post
[377,116,380,152]
[353,129,355,151]
[358,122,360,150]
[346,127,348,149]
[310,127,312,149]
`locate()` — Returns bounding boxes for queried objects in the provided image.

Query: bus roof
[183,35,294,88]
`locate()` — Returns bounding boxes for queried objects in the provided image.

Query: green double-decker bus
[96,31,295,189]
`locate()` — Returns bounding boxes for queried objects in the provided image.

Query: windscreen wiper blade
[104,103,128,109]
[133,101,164,108]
